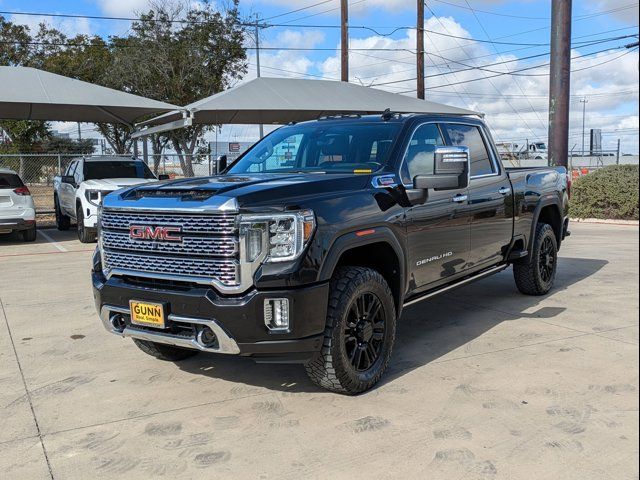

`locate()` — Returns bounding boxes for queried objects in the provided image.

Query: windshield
[228,122,402,175]
[83,161,156,180]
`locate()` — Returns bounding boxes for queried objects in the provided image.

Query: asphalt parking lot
[0,223,638,479]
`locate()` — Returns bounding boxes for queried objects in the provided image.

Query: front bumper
[92,271,329,363]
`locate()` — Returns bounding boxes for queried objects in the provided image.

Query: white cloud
[311,15,639,152]
[94,0,152,17]
[586,0,640,24]
[10,14,93,37]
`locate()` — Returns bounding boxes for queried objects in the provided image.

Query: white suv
[53,157,163,243]
[0,168,37,242]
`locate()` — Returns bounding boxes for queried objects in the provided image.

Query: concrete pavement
[0,223,638,479]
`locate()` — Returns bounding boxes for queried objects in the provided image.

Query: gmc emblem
[130,225,182,242]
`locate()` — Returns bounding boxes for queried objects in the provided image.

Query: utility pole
[417,0,425,99]
[580,97,588,156]
[77,122,82,141]
[547,0,572,168]
[341,0,349,82]
[255,19,264,139]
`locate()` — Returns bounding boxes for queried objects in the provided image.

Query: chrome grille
[100,208,239,287]
[103,251,238,285]
[102,231,237,257]
[101,210,235,234]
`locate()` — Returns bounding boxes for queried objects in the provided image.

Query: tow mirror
[413,146,470,191]
[61,175,76,185]
[217,155,228,174]
[158,174,170,181]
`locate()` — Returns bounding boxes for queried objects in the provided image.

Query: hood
[108,173,372,212]
[83,178,157,190]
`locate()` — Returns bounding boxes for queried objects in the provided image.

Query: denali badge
[129,225,182,242]
[417,251,453,266]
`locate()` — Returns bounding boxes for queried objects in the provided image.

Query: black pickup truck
[93,114,570,394]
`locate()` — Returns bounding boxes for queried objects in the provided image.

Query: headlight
[85,189,101,206]
[239,210,316,263]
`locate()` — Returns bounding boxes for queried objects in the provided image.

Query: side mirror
[158,174,170,181]
[61,175,76,185]
[217,155,228,174]
[413,146,470,191]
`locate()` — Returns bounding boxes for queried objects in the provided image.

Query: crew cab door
[442,123,513,268]
[401,123,471,290]
[59,160,79,216]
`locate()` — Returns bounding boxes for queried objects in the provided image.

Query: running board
[403,265,508,308]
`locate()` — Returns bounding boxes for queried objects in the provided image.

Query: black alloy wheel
[344,292,386,372]
[538,236,556,284]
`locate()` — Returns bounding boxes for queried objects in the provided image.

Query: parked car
[0,168,36,242]
[53,156,166,243]
[92,114,570,394]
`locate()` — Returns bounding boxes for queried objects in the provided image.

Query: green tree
[111,0,247,176]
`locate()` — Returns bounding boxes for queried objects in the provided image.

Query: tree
[110,0,247,176]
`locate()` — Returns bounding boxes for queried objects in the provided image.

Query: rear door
[442,123,513,269]
[402,122,471,290]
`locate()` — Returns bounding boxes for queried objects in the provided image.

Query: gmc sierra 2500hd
[93,113,570,394]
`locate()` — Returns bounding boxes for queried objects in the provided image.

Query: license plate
[129,301,166,328]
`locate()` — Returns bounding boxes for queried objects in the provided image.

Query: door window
[65,161,77,177]
[401,123,444,184]
[443,124,496,177]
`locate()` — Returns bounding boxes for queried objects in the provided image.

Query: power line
[433,0,550,20]
[395,45,638,93]
[262,0,334,21]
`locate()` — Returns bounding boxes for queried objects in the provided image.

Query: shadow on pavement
[174,257,609,393]
[0,229,78,247]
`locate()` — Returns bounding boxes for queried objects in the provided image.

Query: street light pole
[580,97,588,156]
[255,19,264,139]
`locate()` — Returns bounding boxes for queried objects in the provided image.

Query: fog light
[264,298,290,331]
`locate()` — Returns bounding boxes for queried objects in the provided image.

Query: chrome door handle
[498,187,511,195]
[452,195,468,203]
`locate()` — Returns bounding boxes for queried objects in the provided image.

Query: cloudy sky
[3,0,639,153]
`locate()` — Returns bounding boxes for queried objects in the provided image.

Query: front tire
[305,266,397,395]
[54,196,70,231]
[513,222,558,296]
[76,206,96,243]
[133,339,199,361]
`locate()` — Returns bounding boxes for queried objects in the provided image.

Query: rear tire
[305,266,397,395]
[513,222,558,296]
[54,196,70,231]
[22,224,37,242]
[76,207,96,243]
[133,339,199,361]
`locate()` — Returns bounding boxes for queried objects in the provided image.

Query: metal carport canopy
[0,66,179,125]
[135,77,481,134]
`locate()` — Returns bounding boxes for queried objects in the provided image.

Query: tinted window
[401,123,444,183]
[0,173,24,188]
[83,161,155,180]
[444,124,496,177]
[229,123,402,174]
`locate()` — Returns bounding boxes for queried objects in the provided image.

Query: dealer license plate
[129,301,166,328]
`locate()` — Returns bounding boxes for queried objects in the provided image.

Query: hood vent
[128,189,218,201]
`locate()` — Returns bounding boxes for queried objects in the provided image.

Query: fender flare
[528,198,562,260]
[318,227,407,306]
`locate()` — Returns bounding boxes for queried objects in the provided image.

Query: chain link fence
[0,153,217,215]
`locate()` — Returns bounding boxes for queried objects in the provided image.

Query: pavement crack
[0,297,55,480]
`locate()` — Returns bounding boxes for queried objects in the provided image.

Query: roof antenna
[381,108,395,121]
